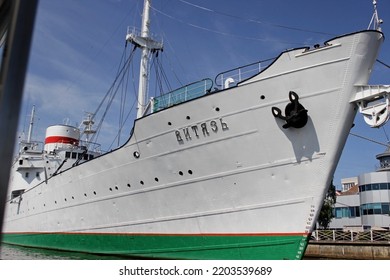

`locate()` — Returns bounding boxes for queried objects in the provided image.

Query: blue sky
[19,0,390,189]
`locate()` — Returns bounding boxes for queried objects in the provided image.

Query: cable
[377,59,390,68]
[178,0,334,36]
[349,132,389,148]
[86,45,137,147]
[150,5,304,46]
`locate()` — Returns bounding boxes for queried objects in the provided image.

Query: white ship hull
[3,30,384,259]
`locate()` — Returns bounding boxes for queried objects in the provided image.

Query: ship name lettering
[175,118,228,144]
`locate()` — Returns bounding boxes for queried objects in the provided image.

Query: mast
[126,0,163,118]
[27,105,35,143]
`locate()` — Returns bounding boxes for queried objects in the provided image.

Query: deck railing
[151,78,213,113]
[214,58,275,89]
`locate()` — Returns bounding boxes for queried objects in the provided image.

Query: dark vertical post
[0,0,38,237]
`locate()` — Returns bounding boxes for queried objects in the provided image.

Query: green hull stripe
[2,233,309,260]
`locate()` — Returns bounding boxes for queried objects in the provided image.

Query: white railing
[215,58,275,89]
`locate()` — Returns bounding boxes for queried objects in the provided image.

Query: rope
[85,45,137,147]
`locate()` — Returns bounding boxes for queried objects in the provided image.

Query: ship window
[380,183,388,190]
[71,152,77,159]
[11,189,24,199]
[19,159,23,165]
[89,155,94,160]
[83,154,88,160]
[36,172,40,177]
[65,151,71,158]
[25,172,29,178]
[78,153,83,159]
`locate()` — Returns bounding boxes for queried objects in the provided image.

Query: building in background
[341,177,358,192]
[330,149,390,230]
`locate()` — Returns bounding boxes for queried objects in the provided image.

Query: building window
[382,204,390,215]
[334,206,362,219]
[355,206,360,217]
[359,183,390,192]
[361,203,390,216]
[372,183,380,190]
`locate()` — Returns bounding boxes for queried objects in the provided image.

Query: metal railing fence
[311,230,390,243]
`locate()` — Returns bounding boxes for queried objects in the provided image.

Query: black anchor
[272,91,308,129]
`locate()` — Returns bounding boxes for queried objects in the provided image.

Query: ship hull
[2,233,306,259]
[2,30,383,259]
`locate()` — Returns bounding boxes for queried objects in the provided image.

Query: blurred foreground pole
[0,0,38,237]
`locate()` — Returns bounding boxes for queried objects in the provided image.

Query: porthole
[109,187,113,192]
[179,171,184,176]
[186,116,191,120]
[215,107,220,112]
[93,191,97,195]
[260,95,265,100]
[133,151,140,158]
[155,177,159,182]
[140,180,144,185]
[188,170,193,175]
[84,193,87,197]
[127,183,131,188]
[115,186,118,190]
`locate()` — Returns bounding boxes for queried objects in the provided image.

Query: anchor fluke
[272,91,308,129]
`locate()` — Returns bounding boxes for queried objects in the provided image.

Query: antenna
[368,0,383,31]
[26,105,35,143]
